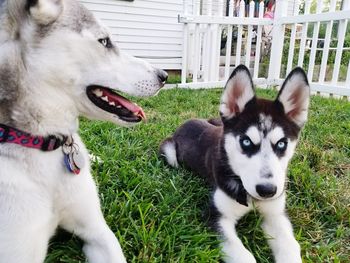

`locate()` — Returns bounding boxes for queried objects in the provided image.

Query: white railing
[178,0,350,97]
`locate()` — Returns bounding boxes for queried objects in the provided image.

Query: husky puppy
[0,0,167,262]
[160,65,310,263]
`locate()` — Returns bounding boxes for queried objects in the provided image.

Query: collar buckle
[42,135,64,151]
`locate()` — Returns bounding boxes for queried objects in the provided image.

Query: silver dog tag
[62,137,84,175]
[72,150,85,170]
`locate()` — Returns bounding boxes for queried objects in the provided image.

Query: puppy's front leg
[212,189,255,263]
[258,194,301,263]
[59,173,126,263]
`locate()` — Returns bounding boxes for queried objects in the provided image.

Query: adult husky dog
[160,65,309,263]
[0,0,167,262]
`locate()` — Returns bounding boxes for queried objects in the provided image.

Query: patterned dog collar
[0,124,67,151]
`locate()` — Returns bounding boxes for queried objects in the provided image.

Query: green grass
[46,88,350,263]
[166,73,181,84]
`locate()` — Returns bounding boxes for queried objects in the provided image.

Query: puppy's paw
[274,239,301,263]
[275,255,302,263]
[275,251,302,263]
[223,246,256,263]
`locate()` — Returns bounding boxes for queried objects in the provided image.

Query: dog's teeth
[109,101,115,106]
[101,96,109,102]
[116,105,122,109]
[93,89,103,97]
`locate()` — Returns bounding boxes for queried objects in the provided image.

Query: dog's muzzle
[156,69,168,86]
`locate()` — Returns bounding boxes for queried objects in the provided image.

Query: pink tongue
[102,90,146,119]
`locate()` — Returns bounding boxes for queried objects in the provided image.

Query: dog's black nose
[256,184,277,198]
[157,69,168,83]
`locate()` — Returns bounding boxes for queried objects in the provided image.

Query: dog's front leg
[257,194,301,263]
[212,189,255,263]
[59,173,126,263]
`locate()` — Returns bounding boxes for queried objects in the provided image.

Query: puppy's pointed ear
[220,65,255,119]
[276,67,310,127]
[26,0,63,25]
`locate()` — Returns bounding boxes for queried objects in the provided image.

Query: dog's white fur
[0,0,166,262]
[224,132,297,201]
[214,189,301,263]
[0,137,125,262]
[161,141,179,168]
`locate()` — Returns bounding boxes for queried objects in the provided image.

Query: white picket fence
[178,0,350,97]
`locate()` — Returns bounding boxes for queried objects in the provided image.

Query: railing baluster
[224,0,234,80]
[192,0,201,83]
[332,0,350,85]
[204,0,213,82]
[245,1,255,68]
[268,0,287,82]
[253,1,265,79]
[307,0,323,82]
[286,0,300,75]
[298,0,311,67]
[181,0,189,84]
[319,0,337,83]
[235,1,245,67]
[214,0,224,81]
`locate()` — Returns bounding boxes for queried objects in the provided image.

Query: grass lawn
[46,88,350,263]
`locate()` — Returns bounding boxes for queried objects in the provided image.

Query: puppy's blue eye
[275,139,288,151]
[242,139,251,147]
[240,136,254,151]
[239,135,260,155]
[277,141,285,149]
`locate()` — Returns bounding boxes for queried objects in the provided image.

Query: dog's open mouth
[86,85,146,123]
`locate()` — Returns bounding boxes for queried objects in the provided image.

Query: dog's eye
[98,37,113,48]
[275,138,288,151]
[277,141,285,149]
[242,139,251,147]
[240,136,254,150]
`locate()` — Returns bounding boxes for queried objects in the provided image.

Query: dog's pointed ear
[26,0,63,25]
[219,65,255,119]
[276,67,310,127]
